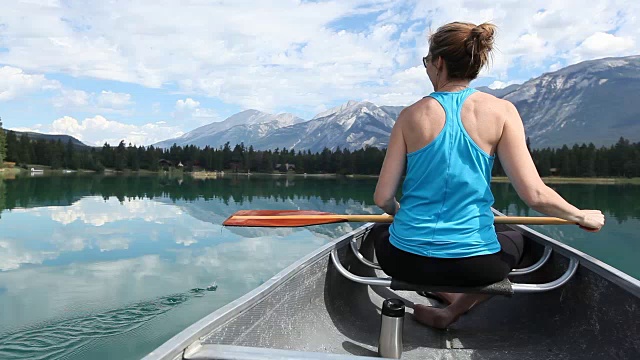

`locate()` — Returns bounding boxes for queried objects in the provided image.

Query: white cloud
[52,89,133,113]
[192,108,218,119]
[49,197,186,226]
[489,81,507,89]
[175,98,200,111]
[0,1,639,113]
[0,66,60,101]
[0,239,58,271]
[96,237,130,252]
[488,80,519,89]
[174,98,219,123]
[9,124,44,132]
[97,90,133,108]
[571,32,635,63]
[48,115,183,146]
[52,89,90,108]
[549,62,563,72]
[507,33,553,60]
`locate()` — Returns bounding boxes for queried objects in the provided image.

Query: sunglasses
[422,54,431,68]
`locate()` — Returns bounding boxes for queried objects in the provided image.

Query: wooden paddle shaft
[229,214,575,225]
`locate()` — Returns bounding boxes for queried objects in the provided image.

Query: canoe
[144,209,640,360]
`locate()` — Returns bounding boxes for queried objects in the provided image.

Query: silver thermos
[378,298,405,358]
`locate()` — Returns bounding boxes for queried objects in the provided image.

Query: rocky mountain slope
[154,110,304,148]
[155,55,640,150]
[487,56,640,148]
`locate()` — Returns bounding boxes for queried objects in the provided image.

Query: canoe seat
[390,278,515,296]
[331,244,579,295]
[349,233,554,276]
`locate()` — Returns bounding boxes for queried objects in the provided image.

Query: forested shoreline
[1,127,639,178]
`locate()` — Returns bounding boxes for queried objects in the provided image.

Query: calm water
[0,174,638,359]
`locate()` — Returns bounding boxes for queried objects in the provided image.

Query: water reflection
[0,175,378,211]
[0,175,638,360]
[2,175,639,220]
[0,232,339,360]
[0,174,379,359]
[0,177,6,218]
[492,182,640,221]
[0,175,381,269]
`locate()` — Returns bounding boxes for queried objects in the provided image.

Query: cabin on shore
[275,163,295,172]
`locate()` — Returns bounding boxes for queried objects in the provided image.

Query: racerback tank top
[388,88,500,258]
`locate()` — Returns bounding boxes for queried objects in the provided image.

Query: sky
[0,0,638,146]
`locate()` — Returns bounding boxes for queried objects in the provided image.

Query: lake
[0,174,638,360]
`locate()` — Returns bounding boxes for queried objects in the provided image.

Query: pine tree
[50,139,64,169]
[0,177,6,219]
[5,130,17,163]
[0,117,6,166]
[18,133,32,166]
[65,139,77,169]
[114,140,127,171]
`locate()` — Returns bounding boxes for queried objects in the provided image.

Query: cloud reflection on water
[0,197,222,271]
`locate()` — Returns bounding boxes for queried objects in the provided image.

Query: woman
[372,22,605,329]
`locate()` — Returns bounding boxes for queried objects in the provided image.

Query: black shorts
[371,223,525,286]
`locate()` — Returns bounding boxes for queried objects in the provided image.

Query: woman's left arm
[374,111,407,215]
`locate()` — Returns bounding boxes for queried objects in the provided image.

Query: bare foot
[433,292,464,305]
[413,304,459,329]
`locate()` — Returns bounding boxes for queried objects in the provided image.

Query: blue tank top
[388,88,500,258]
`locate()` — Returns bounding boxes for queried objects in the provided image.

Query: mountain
[8,130,88,148]
[251,101,398,152]
[476,84,521,98]
[154,110,304,148]
[155,101,401,152]
[495,56,640,148]
[153,55,640,151]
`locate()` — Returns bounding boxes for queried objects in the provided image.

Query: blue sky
[0,0,638,146]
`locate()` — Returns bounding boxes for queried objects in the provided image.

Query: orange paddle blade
[223,210,349,227]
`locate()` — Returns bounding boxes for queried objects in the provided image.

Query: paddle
[222,210,576,227]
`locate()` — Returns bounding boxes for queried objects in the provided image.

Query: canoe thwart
[350,236,381,270]
[509,246,553,276]
[350,236,554,276]
[331,247,579,295]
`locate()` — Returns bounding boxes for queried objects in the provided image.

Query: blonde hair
[428,22,496,80]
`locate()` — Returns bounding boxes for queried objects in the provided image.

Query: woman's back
[402,90,507,156]
[389,88,506,258]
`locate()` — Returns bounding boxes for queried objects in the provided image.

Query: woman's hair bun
[468,22,496,55]
[428,21,497,80]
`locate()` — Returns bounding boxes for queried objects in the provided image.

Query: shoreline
[492,176,640,185]
[3,166,640,184]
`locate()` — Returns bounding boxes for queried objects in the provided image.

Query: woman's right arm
[495,101,605,232]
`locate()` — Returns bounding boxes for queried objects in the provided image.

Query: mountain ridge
[154,110,304,148]
[5,130,88,148]
[153,56,640,151]
[499,55,640,148]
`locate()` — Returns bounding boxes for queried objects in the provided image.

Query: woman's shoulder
[471,89,515,105]
[399,97,442,121]
[468,91,518,115]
